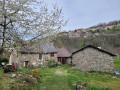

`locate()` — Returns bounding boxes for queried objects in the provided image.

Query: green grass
[0,60,120,90]
[88,70,117,76]
[0,67,39,90]
[115,58,120,71]
[85,86,111,90]
[33,65,120,90]
[0,69,3,74]
[17,67,33,72]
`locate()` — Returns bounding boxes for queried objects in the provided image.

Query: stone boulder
[57,62,62,66]
[76,83,88,90]
[10,74,16,78]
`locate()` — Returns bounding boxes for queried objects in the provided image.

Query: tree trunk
[1,16,6,56]
[1,0,6,48]
[1,24,6,48]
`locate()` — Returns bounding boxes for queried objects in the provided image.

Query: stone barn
[71,45,116,73]
[10,43,57,68]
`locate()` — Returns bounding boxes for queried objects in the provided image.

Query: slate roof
[40,44,57,53]
[72,45,116,56]
[57,48,71,57]
[20,44,42,53]
[20,43,57,53]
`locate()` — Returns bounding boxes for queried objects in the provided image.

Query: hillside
[54,20,120,56]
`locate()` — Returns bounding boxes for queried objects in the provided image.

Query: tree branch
[8,9,19,16]
[0,23,4,26]
[6,19,13,26]
[30,34,42,41]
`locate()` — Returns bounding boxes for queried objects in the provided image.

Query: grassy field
[0,65,120,90]
[0,69,3,74]
[0,59,120,90]
[114,58,120,71]
[33,65,120,90]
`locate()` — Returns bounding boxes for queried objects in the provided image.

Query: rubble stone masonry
[72,48,115,73]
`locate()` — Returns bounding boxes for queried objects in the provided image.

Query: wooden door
[61,58,63,64]
[25,61,29,68]
[64,60,67,64]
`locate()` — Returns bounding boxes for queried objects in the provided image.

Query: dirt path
[55,69,67,76]
[39,69,69,90]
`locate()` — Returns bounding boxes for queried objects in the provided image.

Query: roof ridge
[72,45,116,56]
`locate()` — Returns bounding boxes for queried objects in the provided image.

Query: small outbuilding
[57,48,71,64]
[71,45,116,73]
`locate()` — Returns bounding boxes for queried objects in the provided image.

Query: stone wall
[42,53,57,65]
[18,53,40,67]
[11,53,41,67]
[67,58,72,64]
[72,48,115,73]
[42,53,57,61]
[11,52,57,68]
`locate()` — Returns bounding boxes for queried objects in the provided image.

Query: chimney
[98,46,101,49]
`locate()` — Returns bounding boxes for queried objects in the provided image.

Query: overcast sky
[44,0,120,31]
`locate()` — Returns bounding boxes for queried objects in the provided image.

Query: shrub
[0,57,9,65]
[30,70,41,82]
[80,41,85,48]
[113,43,120,47]
[47,60,58,68]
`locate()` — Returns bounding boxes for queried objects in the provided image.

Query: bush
[30,70,41,82]
[0,57,9,65]
[80,41,85,48]
[47,60,58,68]
[113,43,120,47]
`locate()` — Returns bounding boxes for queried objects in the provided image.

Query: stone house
[71,45,116,73]
[57,48,71,64]
[10,44,57,68]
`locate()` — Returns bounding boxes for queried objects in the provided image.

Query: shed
[57,48,71,64]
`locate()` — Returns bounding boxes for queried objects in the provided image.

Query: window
[39,54,42,59]
[50,53,54,57]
